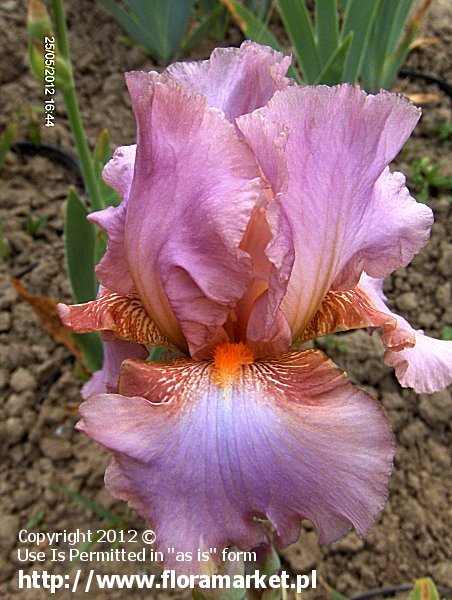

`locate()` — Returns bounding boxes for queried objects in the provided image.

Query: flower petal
[239,85,432,340]
[236,116,294,353]
[77,349,394,575]
[359,275,452,393]
[57,288,174,348]
[88,145,136,296]
[82,338,147,398]
[124,72,262,358]
[298,287,414,352]
[165,41,292,120]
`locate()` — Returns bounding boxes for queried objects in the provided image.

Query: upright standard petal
[77,348,394,575]
[89,145,136,296]
[124,72,262,358]
[239,85,432,341]
[236,117,294,354]
[358,275,452,393]
[165,41,292,120]
[82,338,147,399]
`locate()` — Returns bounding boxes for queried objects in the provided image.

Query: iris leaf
[341,0,382,83]
[315,31,353,86]
[277,0,321,83]
[65,187,97,304]
[315,0,339,66]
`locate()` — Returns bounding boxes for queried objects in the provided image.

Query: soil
[0,1,450,599]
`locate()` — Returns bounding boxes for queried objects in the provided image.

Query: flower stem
[51,0,69,59]
[52,0,103,212]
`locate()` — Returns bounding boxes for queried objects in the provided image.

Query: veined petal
[77,349,394,575]
[82,338,147,398]
[57,288,175,349]
[165,41,292,120]
[88,145,136,296]
[359,275,452,394]
[298,287,414,352]
[239,85,431,340]
[124,72,262,358]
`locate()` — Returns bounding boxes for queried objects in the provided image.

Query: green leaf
[277,0,321,83]
[128,0,195,62]
[72,332,103,373]
[222,0,300,82]
[93,129,121,207]
[341,0,382,83]
[315,31,353,85]
[98,0,155,55]
[199,0,216,12]
[315,0,339,66]
[100,0,195,62]
[407,578,440,600]
[379,20,419,90]
[58,487,119,524]
[65,187,97,304]
[442,326,452,341]
[181,4,225,54]
[0,122,16,171]
[361,0,413,91]
[385,0,414,57]
[244,0,272,21]
[25,215,49,237]
[26,508,46,529]
[222,0,280,46]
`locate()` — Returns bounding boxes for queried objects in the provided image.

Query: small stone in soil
[3,417,26,446]
[0,311,11,332]
[9,367,37,393]
[39,437,73,461]
[0,514,19,552]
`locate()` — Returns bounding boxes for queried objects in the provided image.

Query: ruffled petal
[57,288,175,349]
[77,349,394,575]
[165,41,292,120]
[358,275,452,393]
[124,72,262,358]
[239,85,432,340]
[82,338,147,398]
[236,116,294,353]
[102,144,136,199]
[89,145,136,296]
[298,287,414,352]
[384,331,452,394]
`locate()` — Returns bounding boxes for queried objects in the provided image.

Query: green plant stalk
[51,0,69,59]
[52,0,103,212]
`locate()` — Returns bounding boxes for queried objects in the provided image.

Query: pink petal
[82,338,147,398]
[298,287,413,352]
[236,116,294,354]
[124,72,262,358]
[102,144,136,199]
[57,288,175,348]
[89,145,136,296]
[238,85,432,341]
[359,275,452,393]
[165,41,292,120]
[77,349,394,575]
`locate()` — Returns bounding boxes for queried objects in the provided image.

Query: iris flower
[58,43,452,575]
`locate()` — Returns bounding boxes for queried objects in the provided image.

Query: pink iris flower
[58,42,452,575]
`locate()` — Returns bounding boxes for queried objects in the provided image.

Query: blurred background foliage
[97,0,432,92]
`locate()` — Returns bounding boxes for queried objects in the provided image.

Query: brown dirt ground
[0,1,450,599]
